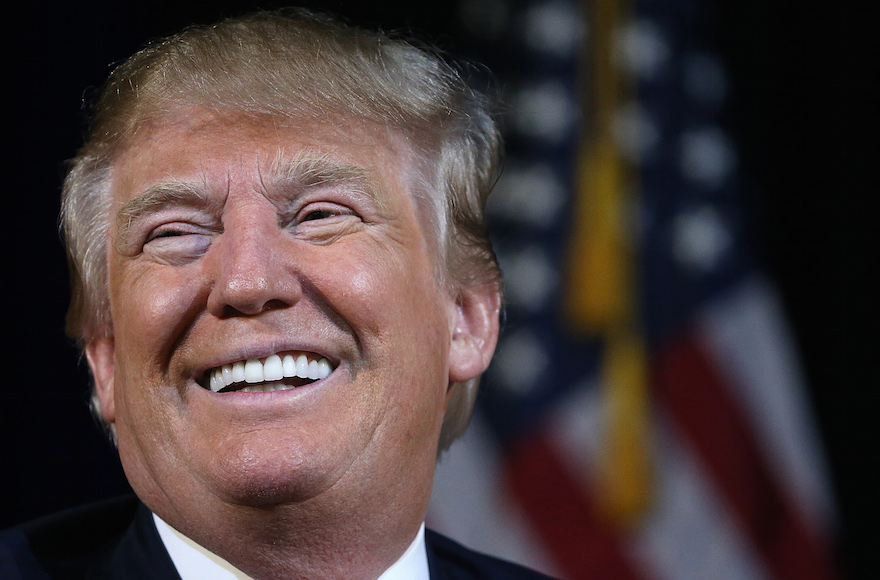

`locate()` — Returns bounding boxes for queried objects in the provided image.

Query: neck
[146,483,429,580]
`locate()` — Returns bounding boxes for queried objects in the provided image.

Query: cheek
[349,268,375,295]
[108,263,208,418]
[313,238,452,389]
[336,246,447,343]
[111,264,206,345]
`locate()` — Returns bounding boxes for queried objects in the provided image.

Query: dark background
[2,1,874,578]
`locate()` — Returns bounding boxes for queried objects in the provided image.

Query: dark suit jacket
[1,496,555,579]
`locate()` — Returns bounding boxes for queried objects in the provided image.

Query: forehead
[109,108,417,201]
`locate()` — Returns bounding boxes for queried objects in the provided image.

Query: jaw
[109,344,447,580]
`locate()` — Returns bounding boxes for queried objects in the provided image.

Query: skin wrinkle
[114,182,220,254]
[114,149,390,265]
[261,148,388,221]
[168,241,367,383]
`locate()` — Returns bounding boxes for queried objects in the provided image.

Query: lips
[204,352,335,393]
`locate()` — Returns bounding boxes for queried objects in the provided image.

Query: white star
[680,127,736,188]
[524,0,584,58]
[612,101,660,161]
[511,81,579,143]
[499,245,557,310]
[492,329,549,395]
[672,206,731,272]
[617,19,670,79]
[489,160,566,227]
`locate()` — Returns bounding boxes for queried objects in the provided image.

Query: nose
[206,217,301,318]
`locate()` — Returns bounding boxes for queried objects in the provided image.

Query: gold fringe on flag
[565,0,652,528]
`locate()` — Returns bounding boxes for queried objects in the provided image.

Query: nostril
[216,299,289,319]
[263,299,289,312]
[210,279,301,318]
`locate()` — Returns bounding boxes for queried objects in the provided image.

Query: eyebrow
[115,181,217,244]
[114,151,392,244]
[276,151,368,186]
[267,150,389,214]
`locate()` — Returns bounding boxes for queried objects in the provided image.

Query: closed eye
[286,202,363,243]
[143,223,215,264]
[148,228,187,240]
[301,209,336,222]
[146,222,210,241]
[288,201,358,226]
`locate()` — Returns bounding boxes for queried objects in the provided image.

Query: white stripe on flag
[548,376,769,580]
[697,275,837,532]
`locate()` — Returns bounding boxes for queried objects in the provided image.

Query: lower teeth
[237,382,299,393]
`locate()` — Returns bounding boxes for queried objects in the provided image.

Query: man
[0,8,555,580]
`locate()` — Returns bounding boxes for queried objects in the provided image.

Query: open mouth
[203,352,334,393]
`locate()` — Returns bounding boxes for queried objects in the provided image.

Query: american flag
[426,0,840,578]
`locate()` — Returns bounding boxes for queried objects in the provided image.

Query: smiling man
[0,8,554,580]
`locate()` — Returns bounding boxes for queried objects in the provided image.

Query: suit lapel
[86,504,180,580]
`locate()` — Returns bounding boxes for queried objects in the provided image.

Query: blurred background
[2,1,873,578]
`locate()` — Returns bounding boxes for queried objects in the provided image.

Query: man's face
[87,109,496,527]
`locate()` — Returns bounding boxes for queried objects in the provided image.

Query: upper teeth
[208,353,333,392]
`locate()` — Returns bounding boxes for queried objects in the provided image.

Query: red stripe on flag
[653,331,838,580]
[504,433,643,580]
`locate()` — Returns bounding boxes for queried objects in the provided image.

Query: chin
[198,433,354,507]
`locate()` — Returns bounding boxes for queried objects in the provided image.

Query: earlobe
[448,284,501,383]
[85,337,117,424]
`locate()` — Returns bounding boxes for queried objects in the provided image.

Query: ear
[85,336,117,424]
[448,283,501,384]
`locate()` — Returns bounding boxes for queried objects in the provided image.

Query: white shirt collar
[153,513,430,580]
